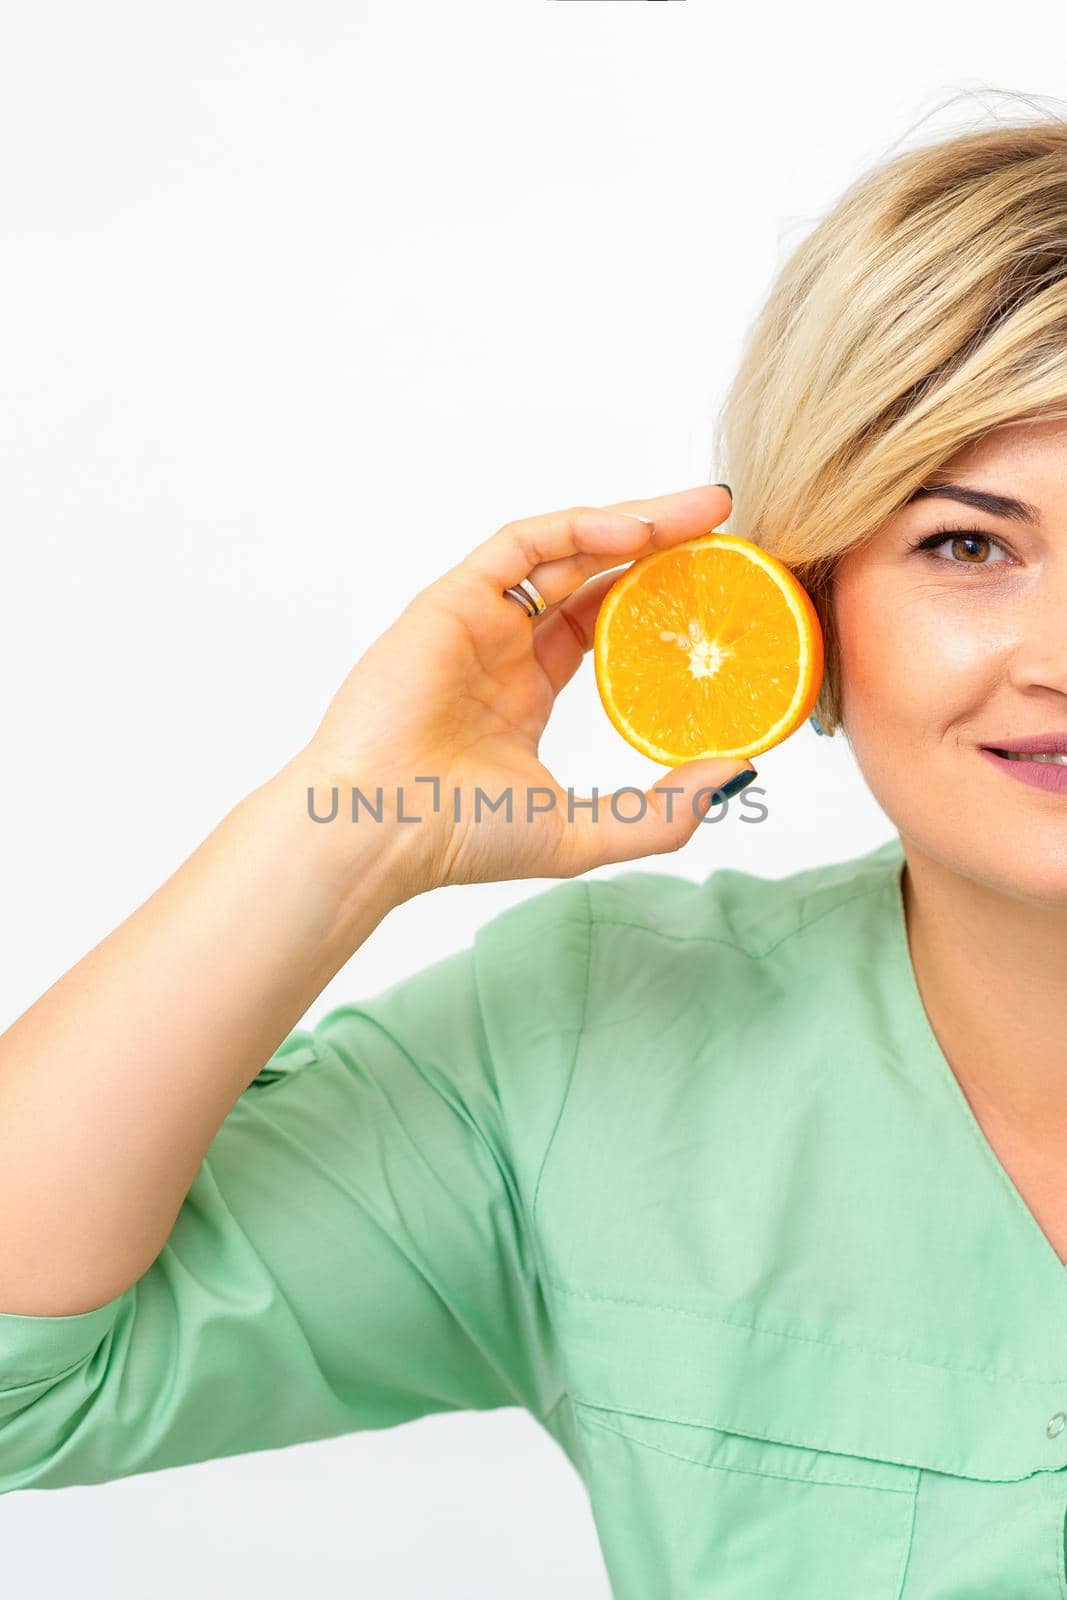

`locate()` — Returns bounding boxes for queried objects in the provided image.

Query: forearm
[0,749,417,1317]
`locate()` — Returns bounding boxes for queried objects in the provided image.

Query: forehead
[935,416,1067,479]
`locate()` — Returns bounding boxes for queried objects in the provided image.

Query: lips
[979,746,1067,793]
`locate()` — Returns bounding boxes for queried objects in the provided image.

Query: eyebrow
[906,482,1041,525]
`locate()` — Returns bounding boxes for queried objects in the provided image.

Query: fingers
[455,483,733,604]
[532,566,623,698]
[559,758,758,878]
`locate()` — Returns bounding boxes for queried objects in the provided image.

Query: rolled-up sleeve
[0,878,592,1495]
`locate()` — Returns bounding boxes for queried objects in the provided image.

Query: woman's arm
[0,484,746,1324]
[0,748,416,1317]
[0,876,594,1494]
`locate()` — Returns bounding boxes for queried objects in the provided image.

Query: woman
[3,112,1067,1598]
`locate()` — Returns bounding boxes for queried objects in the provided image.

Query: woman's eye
[909,527,1014,566]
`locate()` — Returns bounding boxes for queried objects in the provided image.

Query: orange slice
[593,532,824,765]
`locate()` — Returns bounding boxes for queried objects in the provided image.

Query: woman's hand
[302,484,756,894]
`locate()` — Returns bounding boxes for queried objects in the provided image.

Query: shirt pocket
[570,1396,919,1600]
[552,1289,925,1600]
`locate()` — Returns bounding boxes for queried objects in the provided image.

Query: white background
[0,2,1055,1593]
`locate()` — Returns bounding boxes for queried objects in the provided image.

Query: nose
[1003,562,1067,697]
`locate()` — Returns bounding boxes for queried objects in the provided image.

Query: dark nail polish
[712,482,734,502]
[713,769,757,801]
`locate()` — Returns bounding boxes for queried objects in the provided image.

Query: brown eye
[949,534,990,563]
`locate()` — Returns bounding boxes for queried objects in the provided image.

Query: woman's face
[833,416,1067,905]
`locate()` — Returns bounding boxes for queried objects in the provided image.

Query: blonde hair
[715,90,1067,738]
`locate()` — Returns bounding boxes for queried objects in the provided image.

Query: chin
[998,859,1067,908]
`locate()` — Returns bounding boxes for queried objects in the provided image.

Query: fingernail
[620,513,655,527]
[712,482,733,503]
[712,768,757,801]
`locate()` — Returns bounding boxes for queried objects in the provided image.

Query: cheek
[834,571,997,729]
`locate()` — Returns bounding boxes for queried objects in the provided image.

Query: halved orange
[593,532,824,765]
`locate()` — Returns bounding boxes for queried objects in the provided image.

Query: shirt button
[1047,1413,1066,1438]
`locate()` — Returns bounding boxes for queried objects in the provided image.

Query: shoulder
[468,834,903,1033]
[526,837,908,1250]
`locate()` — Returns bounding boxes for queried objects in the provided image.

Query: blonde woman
[4,109,1067,1598]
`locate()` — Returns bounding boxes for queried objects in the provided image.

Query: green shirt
[3,833,1067,1596]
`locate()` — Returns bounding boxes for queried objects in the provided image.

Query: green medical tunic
[4,833,1067,1597]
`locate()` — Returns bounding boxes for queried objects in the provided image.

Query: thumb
[564,759,759,873]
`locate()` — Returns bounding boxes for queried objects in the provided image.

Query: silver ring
[502,577,548,618]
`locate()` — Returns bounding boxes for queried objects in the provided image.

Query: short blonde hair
[716,91,1067,738]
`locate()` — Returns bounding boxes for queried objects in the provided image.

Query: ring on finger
[502,577,548,618]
